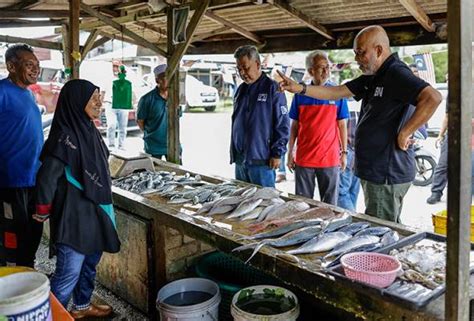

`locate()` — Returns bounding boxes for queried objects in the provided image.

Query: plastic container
[195,251,280,321]
[432,206,474,242]
[231,285,299,321]
[156,277,221,321]
[341,252,401,288]
[0,271,52,321]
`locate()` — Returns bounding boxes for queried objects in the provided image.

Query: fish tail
[232,242,259,252]
[245,242,268,264]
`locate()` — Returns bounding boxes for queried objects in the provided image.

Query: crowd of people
[0,24,446,318]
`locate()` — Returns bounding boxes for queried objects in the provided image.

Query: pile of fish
[113,170,244,204]
[390,242,446,289]
[233,213,400,264]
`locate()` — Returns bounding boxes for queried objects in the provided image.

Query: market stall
[96,156,472,320]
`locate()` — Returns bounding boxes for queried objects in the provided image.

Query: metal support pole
[166,7,180,164]
[445,0,472,320]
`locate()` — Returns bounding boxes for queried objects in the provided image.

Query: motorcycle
[412,131,437,186]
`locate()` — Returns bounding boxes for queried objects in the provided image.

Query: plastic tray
[327,232,474,310]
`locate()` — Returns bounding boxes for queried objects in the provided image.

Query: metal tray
[327,232,473,310]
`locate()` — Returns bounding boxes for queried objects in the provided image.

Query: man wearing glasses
[287,50,349,205]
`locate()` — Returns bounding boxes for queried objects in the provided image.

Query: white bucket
[156,278,221,321]
[0,272,52,321]
[231,285,300,321]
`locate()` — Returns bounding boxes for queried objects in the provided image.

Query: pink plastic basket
[340,252,401,288]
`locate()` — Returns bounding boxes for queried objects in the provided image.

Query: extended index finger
[276,69,289,81]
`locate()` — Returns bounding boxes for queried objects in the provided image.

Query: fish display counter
[100,158,474,320]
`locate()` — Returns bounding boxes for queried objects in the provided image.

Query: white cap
[153,64,167,76]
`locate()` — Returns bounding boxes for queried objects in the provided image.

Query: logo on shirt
[329,100,336,105]
[280,106,288,114]
[374,86,384,97]
[257,93,267,102]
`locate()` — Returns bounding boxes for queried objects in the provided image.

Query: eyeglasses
[314,65,331,72]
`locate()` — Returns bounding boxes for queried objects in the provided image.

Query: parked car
[140,73,219,112]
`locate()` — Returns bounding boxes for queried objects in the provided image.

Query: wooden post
[445,0,472,320]
[61,24,72,80]
[167,7,180,164]
[68,0,80,79]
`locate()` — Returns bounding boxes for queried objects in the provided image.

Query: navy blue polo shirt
[346,53,429,184]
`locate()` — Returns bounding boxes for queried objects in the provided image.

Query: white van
[140,73,219,112]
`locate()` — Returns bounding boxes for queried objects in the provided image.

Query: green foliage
[237,289,255,302]
[432,51,448,83]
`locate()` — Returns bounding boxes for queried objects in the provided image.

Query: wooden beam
[79,11,165,30]
[113,0,148,10]
[80,3,167,57]
[166,6,179,165]
[134,21,167,37]
[398,0,435,32]
[205,10,264,44]
[90,36,111,51]
[0,19,65,28]
[192,26,230,41]
[98,31,140,47]
[167,0,211,77]
[5,0,40,10]
[266,0,334,40]
[186,24,446,54]
[445,0,472,320]
[0,34,62,50]
[61,24,71,80]
[80,30,99,59]
[69,0,80,79]
[0,10,83,18]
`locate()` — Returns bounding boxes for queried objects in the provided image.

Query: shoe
[426,193,442,204]
[275,174,287,183]
[70,303,113,319]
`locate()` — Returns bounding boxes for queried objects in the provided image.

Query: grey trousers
[295,165,339,205]
[360,179,411,223]
[431,134,448,195]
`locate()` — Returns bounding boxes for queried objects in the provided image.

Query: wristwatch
[299,82,307,95]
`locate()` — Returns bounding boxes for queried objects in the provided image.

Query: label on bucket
[1,297,51,321]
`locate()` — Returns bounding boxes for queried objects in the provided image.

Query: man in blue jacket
[231,45,289,188]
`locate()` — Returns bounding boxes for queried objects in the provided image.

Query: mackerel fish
[287,232,351,255]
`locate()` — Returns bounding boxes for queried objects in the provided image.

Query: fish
[233,225,324,263]
[207,204,236,215]
[255,203,284,222]
[262,201,310,222]
[354,226,392,237]
[250,187,282,200]
[287,232,351,255]
[240,207,265,221]
[241,186,258,198]
[323,235,380,260]
[336,222,371,235]
[167,197,192,204]
[227,198,263,219]
[242,219,323,240]
[298,206,337,220]
[323,242,383,268]
[380,230,400,246]
[322,213,353,233]
[195,201,216,215]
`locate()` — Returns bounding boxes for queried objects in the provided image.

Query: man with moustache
[278,26,442,222]
[0,44,44,267]
[231,45,289,188]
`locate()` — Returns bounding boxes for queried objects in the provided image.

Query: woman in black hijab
[34,79,120,319]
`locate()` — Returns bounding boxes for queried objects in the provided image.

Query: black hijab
[41,79,112,204]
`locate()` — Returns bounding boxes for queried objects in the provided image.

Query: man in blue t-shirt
[0,44,44,267]
[278,26,442,223]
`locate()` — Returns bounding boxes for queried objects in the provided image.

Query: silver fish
[337,222,371,235]
[207,204,236,215]
[323,213,353,233]
[287,232,351,255]
[256,203,283,222]
[243,219,323,240]
[241,186,258,198]
[262,201,310,221]
[233,225,324,263]
[227,198,263,219]
[241,207,265,221]
[354,226,392,237]
[323,235,380,260]
[381,230,400,246]
[250,187,281,200]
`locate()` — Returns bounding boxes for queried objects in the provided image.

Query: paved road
[120,111,449,233]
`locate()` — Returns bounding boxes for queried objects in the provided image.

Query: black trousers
[0,187,43,267]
